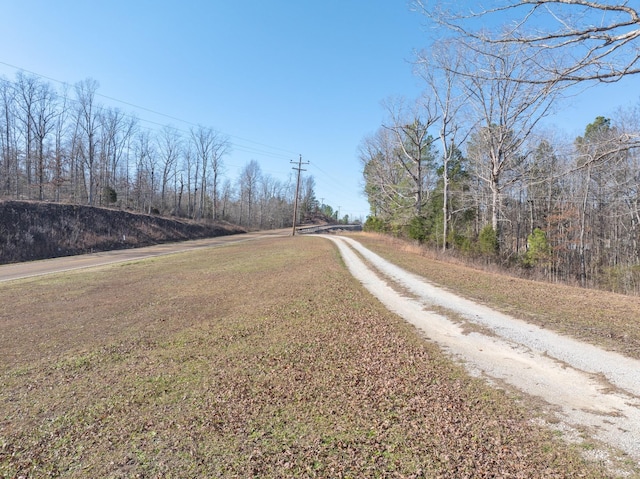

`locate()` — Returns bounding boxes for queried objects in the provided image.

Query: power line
[0,60,371,215]
[0,59,298,161]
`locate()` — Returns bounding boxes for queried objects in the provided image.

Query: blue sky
[1,1,637,220]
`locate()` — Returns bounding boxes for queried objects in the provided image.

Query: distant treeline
[0,73,327,231]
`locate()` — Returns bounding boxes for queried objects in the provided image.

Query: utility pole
[291,154,308,236]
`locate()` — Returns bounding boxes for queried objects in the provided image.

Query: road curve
[322,234,640,467]
[0,230,289,283]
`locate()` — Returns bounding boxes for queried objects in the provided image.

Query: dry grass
[354,233,640,360]
[0,236,617,477]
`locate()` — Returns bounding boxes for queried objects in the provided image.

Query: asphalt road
[0,230,290,283]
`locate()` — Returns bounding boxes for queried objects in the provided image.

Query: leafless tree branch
[414,0,640,84]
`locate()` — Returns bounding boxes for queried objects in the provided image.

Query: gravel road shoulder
[324,235,640,470]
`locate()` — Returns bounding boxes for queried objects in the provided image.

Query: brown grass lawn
[0,236,621,477]
[353,233,640,361]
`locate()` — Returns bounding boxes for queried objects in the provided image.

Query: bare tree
[459,40,558,246]
[52,83,70,202]
[613,104,640,269]
[382,98,439,217]
[132,130,155,212]
[416,40,471,250]
[15,73,40,197]
[359,126,412,223]
[100,108,136,205]
[181,145,196,217]
[238,159,261,228]
[258,174,283,229]
[190,126,230,219]
[74,79,101,205]
[574,116,631,284]
[0,78,18,197]
[190,126,208,219]
[219,178,233,221]
[31,81,58,200]
[415,0,640,84]
[209,132,230,220]
[157,126,182,213]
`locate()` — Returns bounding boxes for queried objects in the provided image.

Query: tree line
[0,73,320,229]
[360,1,640,294]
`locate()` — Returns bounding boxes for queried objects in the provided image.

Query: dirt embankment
[0,200,245,265]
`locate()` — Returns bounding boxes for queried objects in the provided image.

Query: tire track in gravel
[323,235,640,466]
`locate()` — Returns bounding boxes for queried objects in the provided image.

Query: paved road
[0,230,289,283]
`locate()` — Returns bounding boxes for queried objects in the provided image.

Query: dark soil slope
[0,201,245,265]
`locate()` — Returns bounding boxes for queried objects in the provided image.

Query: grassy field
[354,233,640,361]
[0,235,622,477]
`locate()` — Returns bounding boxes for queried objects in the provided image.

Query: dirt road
[325,235,640,466]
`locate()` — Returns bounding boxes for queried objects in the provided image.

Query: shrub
[478,225,498,256]
[447,229,471,252]
[364,216,385,233]
[408,216,429,243]
[522,228,552,268]
[601,264,640,295]
[103,186,117,204]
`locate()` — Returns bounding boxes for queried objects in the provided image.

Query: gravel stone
[327,235,640,465]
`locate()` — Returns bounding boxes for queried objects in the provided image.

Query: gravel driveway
[325,235,640,466]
